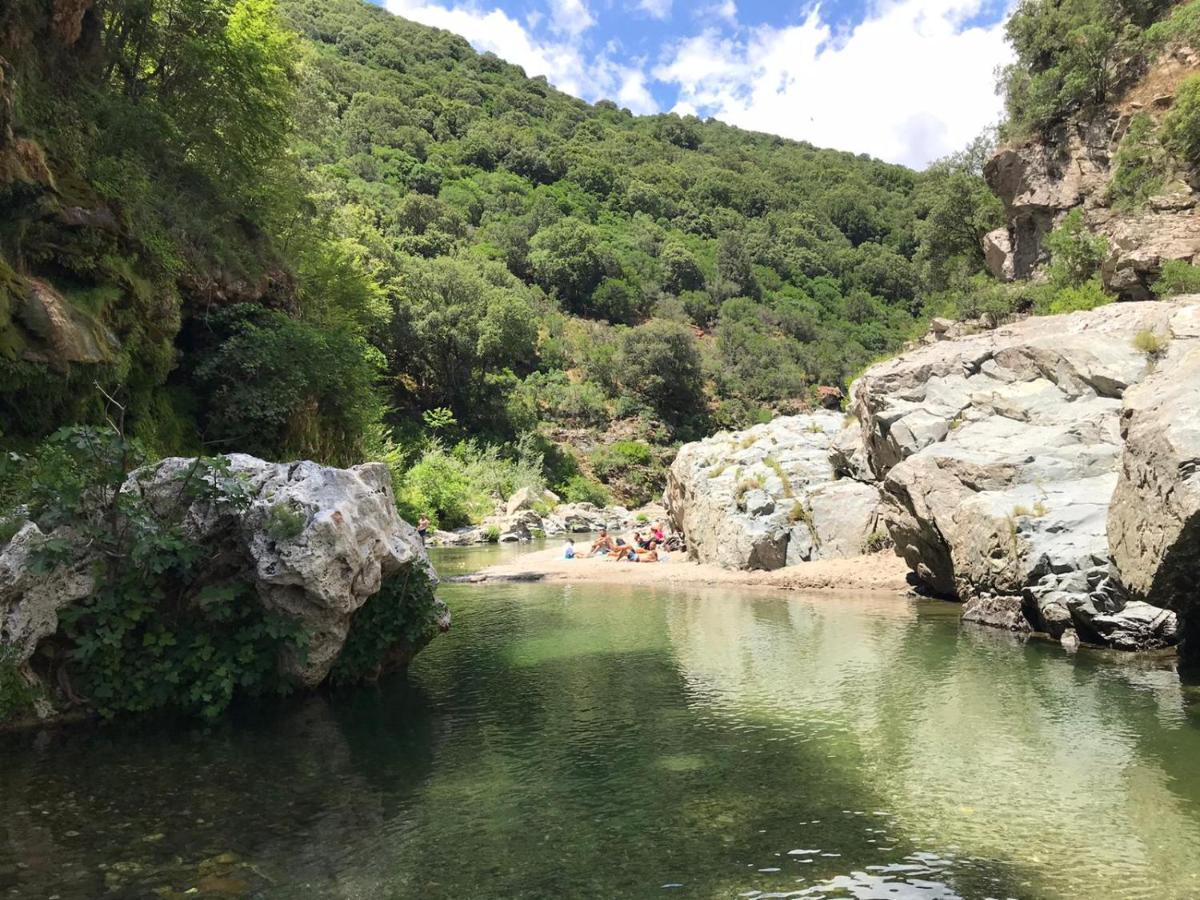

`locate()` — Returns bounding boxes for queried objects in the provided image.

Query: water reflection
[2,580,1199,899]
[664,590,1200,899]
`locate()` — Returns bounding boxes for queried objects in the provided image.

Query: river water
[3,546,1200,899]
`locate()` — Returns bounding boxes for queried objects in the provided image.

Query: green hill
[0,0,1001,521]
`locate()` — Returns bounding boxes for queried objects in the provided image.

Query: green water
[4,556,1200,899]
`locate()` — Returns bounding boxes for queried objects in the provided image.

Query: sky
[377,0,1015,169]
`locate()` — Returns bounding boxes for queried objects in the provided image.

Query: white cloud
[637,0,673,19]
[385,0,659,113]
[657,0,1013,167]
[548,0,595,37]
[385,0,1012,168]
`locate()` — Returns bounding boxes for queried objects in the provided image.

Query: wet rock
[16,278,120,369]
[962,595,1033,633]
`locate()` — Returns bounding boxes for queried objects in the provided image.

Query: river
[3,545,1200,898]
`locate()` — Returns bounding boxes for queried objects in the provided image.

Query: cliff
[985,45,1200,299]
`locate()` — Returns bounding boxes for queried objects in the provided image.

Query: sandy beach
[453,545,912,594]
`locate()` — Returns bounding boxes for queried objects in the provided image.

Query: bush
[396,438,544,530]
[1040,277,1112,315]
[1044,210,1108,288]
[1153,259,1200,296]
[190,305,384,466]
[1133,329,1170,357]
[558,473,612,506]
[590,441,653,479]
[1110,113,1165,210]
[1162,75,1200,169]
[328,570,441,684]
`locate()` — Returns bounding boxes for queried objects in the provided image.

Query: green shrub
[1162,75,1200,169]
[0,648,38,725]
[266,501,308,541]
[1153,259,1200,297]
[329,570,440,685]
[484,524,501,543]
[559,473,612,506]
[1110,113,1166,210]
[1148,2,1200,49]
[190,305,384,466]
[590,441,653,479]
[861,529,893,554]
[1133,329,1170,357]
[1044,210,1108,288]
[1040,277,1112,315]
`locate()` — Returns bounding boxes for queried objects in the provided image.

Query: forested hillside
[1,0,1003,526]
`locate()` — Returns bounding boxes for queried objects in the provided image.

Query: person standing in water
[417,515,430,543]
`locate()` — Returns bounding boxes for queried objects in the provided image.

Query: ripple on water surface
[3,570,1200,899]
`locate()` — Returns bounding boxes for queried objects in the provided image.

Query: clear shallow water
[4,553,1200,899]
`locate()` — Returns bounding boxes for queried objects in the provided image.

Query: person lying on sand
[609,540,660,563]
[631,541,659,563]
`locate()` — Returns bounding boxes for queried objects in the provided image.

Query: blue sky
[379,0,1014,168]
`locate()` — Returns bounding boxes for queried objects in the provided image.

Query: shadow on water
[3,577,1200,898]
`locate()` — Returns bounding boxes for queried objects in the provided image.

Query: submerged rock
[664,413,883,570]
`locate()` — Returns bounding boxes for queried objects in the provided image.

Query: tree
[528,218,614,314]
[382,258,539,432]
[618,320,706,424]
[660,242,705,294]
[715,232,759,300]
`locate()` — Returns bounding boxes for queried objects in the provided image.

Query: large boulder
[665,413,883,570]
[851,299,1200,647]
[1109,313,1200,655]
[0,455,447,717]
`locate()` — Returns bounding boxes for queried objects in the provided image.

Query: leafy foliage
[1161,75,1200,169]
[1000,0,1172,137]
[4,427,308,720]
[329,569,440,684]
[1153,259,1200,296]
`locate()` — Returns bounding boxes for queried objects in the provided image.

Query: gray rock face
[0,455,446,714]
[1109,313,1200,655]
[984,53,1200,301]
[665,413,883,570]
[849,299,1200,649]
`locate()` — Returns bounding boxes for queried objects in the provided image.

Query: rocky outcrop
[985,49,1200,299]
[848,298,1200,650]
[1108,327,1200,655]
[0,455,447,719]
[665,413,884,570]
[15,278,119,368]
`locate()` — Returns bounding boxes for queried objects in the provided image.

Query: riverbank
[453,546,910,594]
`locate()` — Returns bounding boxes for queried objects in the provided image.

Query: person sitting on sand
[564,539,576,559]
[651,522,666,544]
[588,529,617,556]
[632,531,648,549]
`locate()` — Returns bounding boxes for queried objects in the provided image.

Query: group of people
[564,523,670,563]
